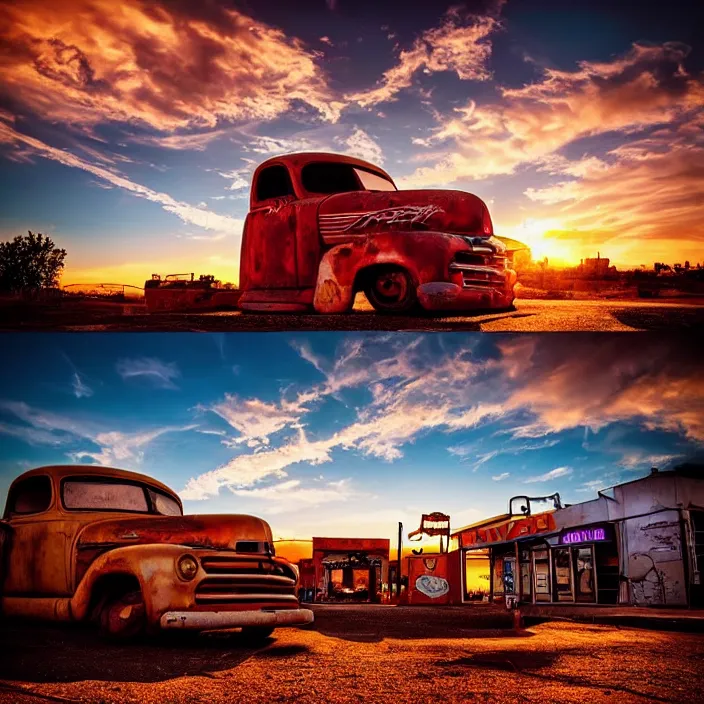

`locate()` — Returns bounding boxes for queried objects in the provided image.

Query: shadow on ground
[0,297,520,332]
[432,646,675,702]
[308,604,528,643]
[610,306,704,329]
[0,622,310,684]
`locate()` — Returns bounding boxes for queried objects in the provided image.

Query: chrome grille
[200,555,291,575]
[450,249,507,289]
[196,554,297,605]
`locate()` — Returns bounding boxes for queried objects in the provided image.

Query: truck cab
[239,152,517,313]
[0,466,313,640]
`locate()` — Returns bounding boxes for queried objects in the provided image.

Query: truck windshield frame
[301,162,396,195]
[61,476,183,516]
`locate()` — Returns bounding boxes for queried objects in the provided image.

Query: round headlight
[177,554,198,580]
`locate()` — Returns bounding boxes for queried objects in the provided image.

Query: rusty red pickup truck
[146,152,518,314]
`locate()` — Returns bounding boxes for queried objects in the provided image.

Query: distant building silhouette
[577,252,617,278]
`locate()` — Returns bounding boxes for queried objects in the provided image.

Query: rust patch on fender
[317,279,343,308]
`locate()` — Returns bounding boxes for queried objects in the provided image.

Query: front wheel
[241,626,275,643]
[363,266,417,314]
[99,590,146,641]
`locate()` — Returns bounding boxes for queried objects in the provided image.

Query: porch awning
[457,512,557,550]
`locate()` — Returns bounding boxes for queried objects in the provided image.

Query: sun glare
[502,218,578,266]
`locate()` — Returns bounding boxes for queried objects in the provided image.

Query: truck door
[242,164,299,290]
[3,474,72,596]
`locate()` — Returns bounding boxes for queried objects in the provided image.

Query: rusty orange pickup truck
[146,152,519,314]
[0,466,313,640]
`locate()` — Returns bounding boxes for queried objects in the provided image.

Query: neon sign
[561,527,607,544]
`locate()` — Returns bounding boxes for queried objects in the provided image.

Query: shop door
[533,549,551,602]
[553,547,574,602]
[493,555,516,598]
[573,546,596,602]
[519,549,532,602]
[595,542,620,604]
[503,557,516,594]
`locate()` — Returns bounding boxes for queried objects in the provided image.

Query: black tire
[98,589,146,641]
[241,626,275,643]
[363,266,417,314]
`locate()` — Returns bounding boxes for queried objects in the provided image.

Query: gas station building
[416,468,704,608]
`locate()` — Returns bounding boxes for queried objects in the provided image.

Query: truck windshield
[302,163,396,194]
[62,479,182,515]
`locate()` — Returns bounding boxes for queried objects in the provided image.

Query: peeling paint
[626,512,686,606]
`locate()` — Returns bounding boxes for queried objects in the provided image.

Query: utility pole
[396,522,403,600]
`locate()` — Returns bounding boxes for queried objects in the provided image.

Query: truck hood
[76,514,273,552]
[318,189,492,240]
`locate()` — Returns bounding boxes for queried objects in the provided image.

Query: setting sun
[500,218,579,266]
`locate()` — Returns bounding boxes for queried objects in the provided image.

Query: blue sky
[1,332,701,542]
[0,0,702,287]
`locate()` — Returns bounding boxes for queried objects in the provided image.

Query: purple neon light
[561,527,606,544]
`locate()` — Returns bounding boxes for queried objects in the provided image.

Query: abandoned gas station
[419,467,704,609]
[278,467,703,610]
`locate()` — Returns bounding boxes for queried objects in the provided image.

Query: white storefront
[557,467,703,607]
[458,467,704,608]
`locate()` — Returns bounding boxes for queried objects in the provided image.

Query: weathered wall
[553,497,610,530]
[553,473,704,530]
[616,474,704,517]
[623,510,686,606]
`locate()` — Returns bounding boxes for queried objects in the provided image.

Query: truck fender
[313,237,425,314]
[70,543,193,626]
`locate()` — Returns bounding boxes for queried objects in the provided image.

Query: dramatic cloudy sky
[0,0,702,286]
[1,332,701,542]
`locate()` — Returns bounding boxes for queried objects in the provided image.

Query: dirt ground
[2,296,704,332]
[2,604,703,703]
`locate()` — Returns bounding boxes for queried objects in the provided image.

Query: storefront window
[503,558,515,594]
[574,547,595,601]
[464,549,490,601]
[520,558,531,598]
[524,538,607,604]
[533,548,551,602]
[553,547,573,601]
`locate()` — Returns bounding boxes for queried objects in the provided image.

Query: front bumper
[160,608,314,631]
[417,275,516,311]
[416,236,517,311]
